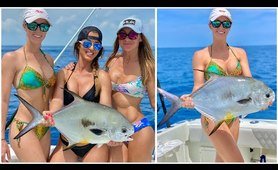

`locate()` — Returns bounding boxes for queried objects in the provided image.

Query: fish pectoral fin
[90,128,105,136]
[127,137,133,141]
[63,143,77,151]
[97,144,103,148]
[237,97,252,104]
[208,120,225,136]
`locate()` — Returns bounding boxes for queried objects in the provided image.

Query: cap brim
[117,26,141,34]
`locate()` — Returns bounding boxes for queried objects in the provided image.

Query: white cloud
[55,15,77,25]
[2,18,22,33]
[99,21,117,30]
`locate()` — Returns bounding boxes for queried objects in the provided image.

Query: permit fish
[158,76,275,135]
[14,89,134,150]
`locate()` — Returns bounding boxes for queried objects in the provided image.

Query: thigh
[82,144,108,162]
[227,117,240,142]
[200,116,243,162]
[9,124,49,162]
[49,139,78,162]
[128,126,154,162]
[108,145,124,162]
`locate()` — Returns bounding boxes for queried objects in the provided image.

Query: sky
[158,8,277,48]
[1,8,155,47]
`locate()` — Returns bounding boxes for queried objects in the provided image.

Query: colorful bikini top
[204,44,242,81]
[16,47,56,100]
[112,76,146,98]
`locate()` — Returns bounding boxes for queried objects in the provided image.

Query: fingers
[1,142,10,162]
[180,95,194,108]
[65,62,75,70]
[43,112,55,126]
[107,141,123,147]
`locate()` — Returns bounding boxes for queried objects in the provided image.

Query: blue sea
[157,45,277,129]
[2,45,154,145]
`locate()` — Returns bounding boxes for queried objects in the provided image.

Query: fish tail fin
[157,88,182,127]
[208,120,225,136]
[13,94,44,140]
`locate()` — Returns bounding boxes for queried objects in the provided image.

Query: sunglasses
[211,20,232,29]
[117,31,139,40]
[25,21,50,32]
[80,40,102,51]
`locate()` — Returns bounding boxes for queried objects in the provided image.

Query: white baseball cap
[24,8,51,25]
[117,17,143,33]
[209,8,232,22]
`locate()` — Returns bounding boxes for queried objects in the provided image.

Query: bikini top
[203,44,242,81]
[106,56,146,98]
[16,47,56,90]
[112,76,146,98]
[63,64,100,106]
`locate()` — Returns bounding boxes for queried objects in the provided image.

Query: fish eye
[266,93,270,98]
[121,127,127,133]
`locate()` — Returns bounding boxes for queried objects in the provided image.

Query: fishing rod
[157,79,171,128]
[54,8,97,64]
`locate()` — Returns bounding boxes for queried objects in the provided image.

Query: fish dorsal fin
[190,75,219,97]
[62,87,83,103]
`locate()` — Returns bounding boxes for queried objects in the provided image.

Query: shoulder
[2,49,22,65]
[45,54,54,63]
[97,69,111,85]
[193,47,210,62]
[229,46,247,60]
[98,69,111,80]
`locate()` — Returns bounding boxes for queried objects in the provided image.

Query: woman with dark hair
[45,26,112,162]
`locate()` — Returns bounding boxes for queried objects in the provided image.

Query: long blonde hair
[105,33,154,86]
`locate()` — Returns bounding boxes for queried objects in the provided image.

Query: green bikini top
[16,47,56,91]
[194,44,243,81]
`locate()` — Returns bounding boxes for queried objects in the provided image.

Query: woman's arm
[146,74,155,109]
[1,52,17,162]
[236,48,252,77]
[98,70,112,107]
[181,51,206,108]
[49,69,66,112]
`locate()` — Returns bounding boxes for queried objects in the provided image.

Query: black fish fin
[237,97,252,104]
[209,120,225,136]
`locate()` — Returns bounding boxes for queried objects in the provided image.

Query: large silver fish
[158,76,275,135]
[14,89,134,149]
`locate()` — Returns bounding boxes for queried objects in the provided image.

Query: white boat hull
[157,119,277,162]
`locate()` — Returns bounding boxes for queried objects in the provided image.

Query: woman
[105,17,155,162]
[181,8,252,162]
[1,8,55,162]
[46,26,112,162]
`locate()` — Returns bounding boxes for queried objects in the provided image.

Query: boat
[157,118,277,163]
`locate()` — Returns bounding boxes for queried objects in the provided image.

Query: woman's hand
[1,140,11,162]
[180,94,195,108]
[41,111,55,127]
[64,62,75,70]
[107,141,123,147]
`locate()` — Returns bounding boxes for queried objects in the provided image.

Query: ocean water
[157,45,277,129]
[2,45,154,145]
